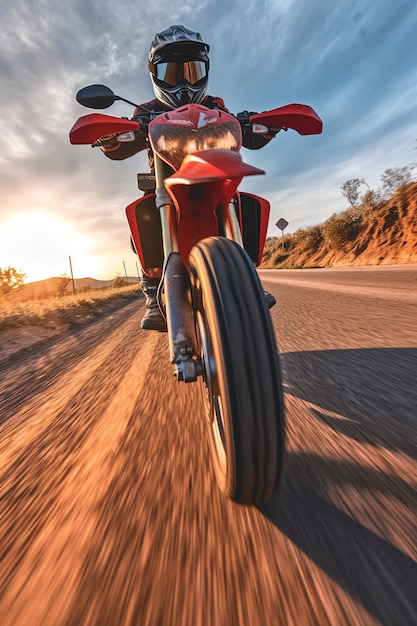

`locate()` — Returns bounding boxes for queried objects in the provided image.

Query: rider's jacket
[101,95,272,161]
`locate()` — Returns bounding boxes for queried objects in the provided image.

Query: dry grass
[0,284,142,332]
[262,182,417,269]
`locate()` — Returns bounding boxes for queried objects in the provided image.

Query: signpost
[276,218,289,251]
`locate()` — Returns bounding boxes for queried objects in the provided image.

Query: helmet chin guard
[152,80,207,109]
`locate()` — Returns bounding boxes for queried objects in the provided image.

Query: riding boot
[140,274,167,331]
[263,290,276,309]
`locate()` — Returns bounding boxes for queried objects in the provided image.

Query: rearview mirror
[76,84,116,109]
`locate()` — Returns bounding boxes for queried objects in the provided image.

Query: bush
[57,274,71,296]
[292,225,323,252]
[0,266,26,295]
[262,237,280,262]
[111,275,128,288]
[321,209,360,249]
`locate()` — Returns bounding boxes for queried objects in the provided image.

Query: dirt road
[1,267,416,625]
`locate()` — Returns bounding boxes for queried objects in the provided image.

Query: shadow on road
[280,347,417,459]
[261,471,417,626]
[260,346,417,624]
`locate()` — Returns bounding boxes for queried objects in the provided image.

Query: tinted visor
[155,60,207,86]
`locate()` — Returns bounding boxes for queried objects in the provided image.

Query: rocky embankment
[262,182,417,268]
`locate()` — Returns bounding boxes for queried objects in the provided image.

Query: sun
[0,212,101,283]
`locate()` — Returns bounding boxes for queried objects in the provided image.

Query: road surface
[1,266,416,625]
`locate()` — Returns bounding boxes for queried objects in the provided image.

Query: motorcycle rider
[101,25,276,330]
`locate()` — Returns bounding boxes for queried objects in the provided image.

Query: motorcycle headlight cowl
[151,121,241,169]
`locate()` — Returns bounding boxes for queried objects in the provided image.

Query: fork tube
[225,201,244,246]
[153,155,200,383]
[160,204,179,256]
[154,155,179,256]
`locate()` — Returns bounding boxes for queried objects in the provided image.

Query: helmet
[148,25,210,109]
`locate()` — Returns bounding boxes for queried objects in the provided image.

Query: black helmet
[148,25,210,109]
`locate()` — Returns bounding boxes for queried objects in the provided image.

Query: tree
[0,266,26,295]
[340,178,368,208]
[57,273,71,296]
[381,165,416,197]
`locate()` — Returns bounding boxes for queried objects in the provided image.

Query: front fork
[154,156,201,383]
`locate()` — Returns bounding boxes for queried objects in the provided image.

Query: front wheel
[189,237,285,506]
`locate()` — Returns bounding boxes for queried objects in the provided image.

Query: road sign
[276,218,289,252]
[276,218,289,231]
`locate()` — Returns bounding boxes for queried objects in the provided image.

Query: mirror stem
[116,96,140,108]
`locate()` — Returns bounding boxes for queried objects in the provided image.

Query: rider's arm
[204,95,230,113]
[236,111,279,150]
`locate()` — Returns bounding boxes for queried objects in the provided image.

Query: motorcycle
[70,84,322,506]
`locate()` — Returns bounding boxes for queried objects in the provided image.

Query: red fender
[165,148,264,185]
[69,114,139,144]
[164,149,265,264]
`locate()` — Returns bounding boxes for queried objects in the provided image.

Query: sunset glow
[0,213,103,283]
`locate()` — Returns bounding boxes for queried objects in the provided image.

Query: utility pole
[68,255,76,295]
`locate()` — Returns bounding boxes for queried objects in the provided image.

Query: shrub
[57,274,71,296]
[321,209,360,249]
[0,266,26,295]
[293,225,323,252]
[262,237,280,262]
[111,275,128,288]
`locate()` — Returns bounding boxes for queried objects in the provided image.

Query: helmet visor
[155,61,207,86]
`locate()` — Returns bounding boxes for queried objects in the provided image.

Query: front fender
[164,149,265,265]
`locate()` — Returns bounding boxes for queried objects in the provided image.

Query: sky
[1,0,416,282]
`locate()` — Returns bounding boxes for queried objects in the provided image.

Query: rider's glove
[236,111,277,150]
[236,111,258,125]
[99,134,120,151]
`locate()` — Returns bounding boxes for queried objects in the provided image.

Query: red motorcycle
[70,85,322,506]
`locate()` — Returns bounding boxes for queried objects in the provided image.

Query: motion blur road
[1,266,416,625]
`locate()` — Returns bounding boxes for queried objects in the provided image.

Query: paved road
[1,266,416,625]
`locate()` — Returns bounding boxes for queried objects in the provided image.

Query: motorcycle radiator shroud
[127,104,270,276]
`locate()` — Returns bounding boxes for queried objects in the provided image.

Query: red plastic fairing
[69,114,139,144]
[166,149,264,186]
[149,103,242,169]
[250,104,323,135]
[126,194,164,278]
[126,197,145,271]
[164,150,264,264]
[238,192,270,266]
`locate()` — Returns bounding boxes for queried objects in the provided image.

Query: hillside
[6,276,138,302]
[262,181,417,269]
